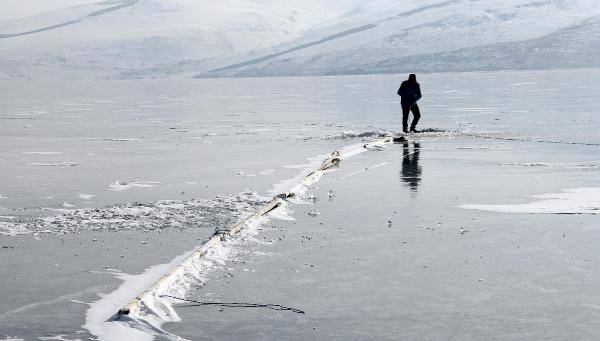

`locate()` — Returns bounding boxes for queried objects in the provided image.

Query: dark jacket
[397,81,422,107]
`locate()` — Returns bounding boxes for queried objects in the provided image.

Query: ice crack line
[340,162,389,180]
[461,132,600,147]
[113,135,394,322]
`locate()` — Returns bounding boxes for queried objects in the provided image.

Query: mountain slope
[2,0,600,79]
[0,0,358,79]
[369,15,600,74]
[202,0,600,77]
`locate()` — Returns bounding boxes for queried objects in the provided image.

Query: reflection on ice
[396,137,422,194]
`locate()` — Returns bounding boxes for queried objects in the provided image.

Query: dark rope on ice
[159,295,305,314]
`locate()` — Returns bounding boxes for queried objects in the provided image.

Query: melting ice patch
[460,188,600,214]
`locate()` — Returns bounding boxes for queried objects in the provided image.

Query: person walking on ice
[397,74,422,133]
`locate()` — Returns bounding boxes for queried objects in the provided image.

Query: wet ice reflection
[396,137,422,194]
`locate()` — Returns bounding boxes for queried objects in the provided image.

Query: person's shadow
[395,137,422,193]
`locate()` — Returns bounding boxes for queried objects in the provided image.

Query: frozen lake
[1,69,600,340]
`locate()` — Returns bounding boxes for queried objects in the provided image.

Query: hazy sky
[0,0,99,22]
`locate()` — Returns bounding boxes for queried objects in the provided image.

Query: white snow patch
[338,142,379,159]
[21,151,63,155]
[39,335,82,341]
[459,188,600,214]
[268,204,295,221]
[108,180,159,191]
[27,162,77,167]
[78,193,95,200]
[259,169,276,176]
[236,170,256,177]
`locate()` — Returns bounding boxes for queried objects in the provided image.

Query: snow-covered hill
[1,0,600,79]
[0,0,358,79]
[203,0,600,77]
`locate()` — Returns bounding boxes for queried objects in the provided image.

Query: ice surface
[460,187,600,214]
[82,135,392,339]
[1,70,600,340]
[163,134,600,340]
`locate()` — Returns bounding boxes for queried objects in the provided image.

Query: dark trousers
[402,104,420,131]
